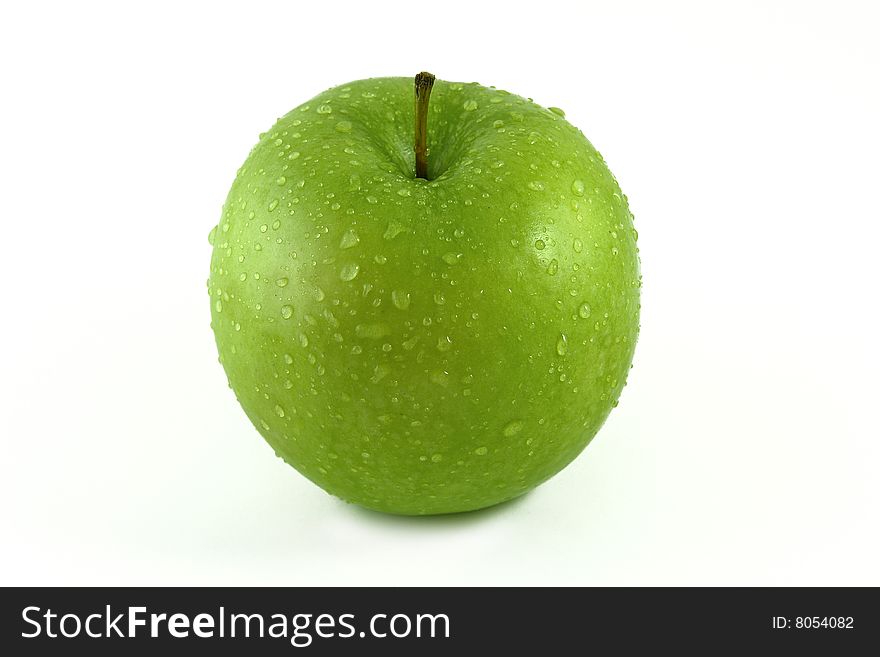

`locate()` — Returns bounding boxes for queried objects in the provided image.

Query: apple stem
[414,71,435,179]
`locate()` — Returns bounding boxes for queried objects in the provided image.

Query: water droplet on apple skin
[339,262,360,281]
[355,323,390,339]
[556,334,568,356]
[391,289,411,310]
[339,229,359,249]
[503,420,524,437]
[383,221,408,240]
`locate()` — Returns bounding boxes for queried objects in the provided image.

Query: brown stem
[414,71,435,179]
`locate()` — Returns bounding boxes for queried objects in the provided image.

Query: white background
[1,0,878,586]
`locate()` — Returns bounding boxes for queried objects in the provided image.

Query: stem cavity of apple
[414,71,435,180]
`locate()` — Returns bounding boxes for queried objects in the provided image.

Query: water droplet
[429,370,449,387]
[534,239,546,250]
[259,419,270,431]
[578,302,592,319]
[571,180,585,196]
[274,404,286,418]
[268,199,279,212]
[284,353,294,364]
[474,446,488,456]
[313,287,325,302]
[573,238,583,253]
[549,106,566,117]
[207,225,217,245]
[436,335,453,352]
[391,289,411,310]
[366,195,378,204]
[370,364,389,383]
[355,323,390,339]
[339,262,360,281]
[339,229,359,249]
[611,246,619,256]
[280,304,293,319]
[547,259,559,275]
[433,292,446,305]
[276,176,286,186]
[463,99,478,111]
[214,299,223,313]
[442,252,462,265]
[503,420,524,437]
[527,181,545,191]
[335,120,352,133]
[317,103,332,114]
[556,333,568,356]
[384,221,408,240]
[431,453,443,463]
[276,277,289,287]
[259,224,268,233]
[288,151,300,160]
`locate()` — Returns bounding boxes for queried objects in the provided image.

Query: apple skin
[208,77,640,515]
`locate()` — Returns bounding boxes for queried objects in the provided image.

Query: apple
[208,73,640,515]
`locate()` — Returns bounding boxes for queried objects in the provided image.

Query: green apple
[208,73,640,515]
